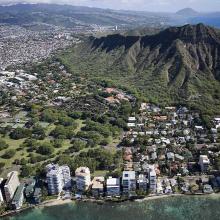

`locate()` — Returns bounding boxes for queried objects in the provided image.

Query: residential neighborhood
[1,100,220,214]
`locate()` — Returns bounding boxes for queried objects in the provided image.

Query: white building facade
[122,171,136,193]
[106,177,120,196]
[46,164,71,195]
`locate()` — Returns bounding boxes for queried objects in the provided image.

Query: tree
[32,125,46,140]
[68,111,82,119]
[189,184,199,194]
[120,100,132,116]
[2,149,16,159]
[0,162,5,172]
[41,109,57,123]
[10,127,31,140]
[58,116,75,127]
[71,139,87,152]
[0,139,9,151]
[37,143,54,155]
[51,125,76,139]
[21,165,33,177]
[51,139,63,148]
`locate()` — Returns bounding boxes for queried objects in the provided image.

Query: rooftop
[122,171,136,180]
[106,177,120,186]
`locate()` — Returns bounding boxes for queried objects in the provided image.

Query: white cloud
[0,0,220,12]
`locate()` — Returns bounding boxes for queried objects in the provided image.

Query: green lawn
[0,120,86,175]
[0,135,26,167]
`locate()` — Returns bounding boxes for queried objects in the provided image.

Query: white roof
[127,123,135,127]
[195,126,204,129]
[106,177,120,186]
[128,117,136,121]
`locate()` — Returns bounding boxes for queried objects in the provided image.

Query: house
[11,184,25,210]
[167,152,175,161]
[33,188,41,204]
[175,154,184,161]
[170,179,177,187]
[149,165,157,193]
[122,171,136,193]
[140,103,147,111]
[127,123,135,128]
[214,118,220,128]
[163,179,172,194]
[91,177,105,197]
[203,184,213,194]
[128,117,136,123]
[25,177,36,198]
[151,151,157,160]
[156,180,163,194]
[123,148,133,162]
[199,155,210,172]
[106,177,120,197]
[138,174,148,191]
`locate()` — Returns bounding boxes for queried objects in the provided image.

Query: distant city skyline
[1,0,220,12]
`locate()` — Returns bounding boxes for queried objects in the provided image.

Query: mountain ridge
[58,24,220,116]
[0,3,220,28]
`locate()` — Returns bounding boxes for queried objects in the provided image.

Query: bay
[3,195,220,220]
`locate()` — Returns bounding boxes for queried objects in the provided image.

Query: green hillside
[57,24,220,121]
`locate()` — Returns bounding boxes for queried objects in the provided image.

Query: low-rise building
[149,165,157,193]
[106,177,120,197]
[91,177,105,197]
[25,177,36,198]
[11,184,25,210]
[156,180,164,194]
[122,171,136,193]
[199,155,210,172]
[75,167,91,191]
[33,188,41,204]
[203,184,214,194]
[138,174,148,191]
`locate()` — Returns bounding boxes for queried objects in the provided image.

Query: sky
[1,0,220,12]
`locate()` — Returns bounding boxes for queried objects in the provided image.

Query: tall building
[60,165,72,189]
[106,177,120,197]
[122,171,136,193]
[4,171,20,203]
[46,164,71,195]
[75,167,91,191]
[11,183,25,210]
[149,165,157,193]
[199,155,210,172]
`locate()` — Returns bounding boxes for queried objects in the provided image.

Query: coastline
[2,193,220,218]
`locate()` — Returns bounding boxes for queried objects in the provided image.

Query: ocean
[3,195,220,220]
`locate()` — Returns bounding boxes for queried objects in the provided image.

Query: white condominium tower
[46,164,71,195]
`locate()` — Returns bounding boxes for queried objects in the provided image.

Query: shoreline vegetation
[2,193,220,218]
